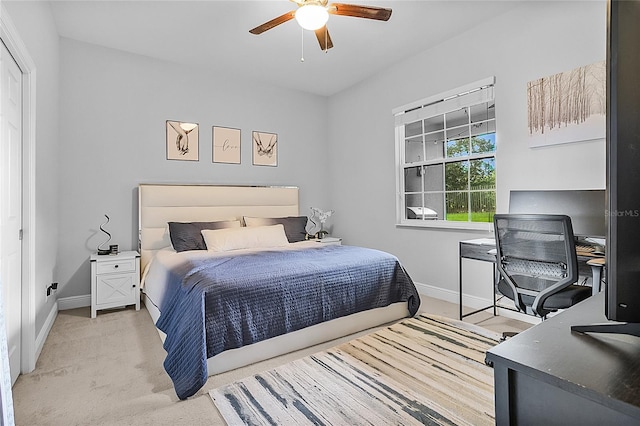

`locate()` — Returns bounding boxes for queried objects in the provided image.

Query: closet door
[0,40,23,385]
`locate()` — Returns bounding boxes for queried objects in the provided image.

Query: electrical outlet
[46,282,58,298]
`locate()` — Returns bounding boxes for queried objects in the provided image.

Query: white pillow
[201,224,290,252]
[162,217,238,249]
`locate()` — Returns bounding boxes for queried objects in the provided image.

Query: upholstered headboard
[138,184,299,272]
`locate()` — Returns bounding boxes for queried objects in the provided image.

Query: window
[394,77,496,228]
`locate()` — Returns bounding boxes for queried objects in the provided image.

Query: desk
[458,239,605,320]
[576,249,607,295]
[587,257,606,293]
[459,239,497,320]
[486,293,640,425]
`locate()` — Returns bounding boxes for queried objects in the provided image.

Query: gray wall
[56,38,330,299]
[3,1,608,312]
[326,1,606,301]
[3,1,60,338]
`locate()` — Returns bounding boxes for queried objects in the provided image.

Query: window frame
[394,77,496,231]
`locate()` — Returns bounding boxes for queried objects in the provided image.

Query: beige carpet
[12,298,529,425]
[211,315,500,425]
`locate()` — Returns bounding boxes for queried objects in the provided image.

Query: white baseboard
[414,281,489,307]
[35,301,58,362]
[57,294,91,310]
[414,281,540,325]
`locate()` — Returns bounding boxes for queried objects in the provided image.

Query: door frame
[1,6,37,374]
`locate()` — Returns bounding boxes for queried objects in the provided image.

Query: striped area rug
[210,314,500,425]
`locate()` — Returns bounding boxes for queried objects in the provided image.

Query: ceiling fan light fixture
[295,4,329,31]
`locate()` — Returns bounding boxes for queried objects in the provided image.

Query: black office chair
[493,214,592,320]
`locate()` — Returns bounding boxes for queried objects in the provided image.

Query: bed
[138,184,420,399]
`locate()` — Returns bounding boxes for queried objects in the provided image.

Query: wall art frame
[212,126,241,164]
[527,60,606,148]
[166,120,199,161]
[252,131,278,167]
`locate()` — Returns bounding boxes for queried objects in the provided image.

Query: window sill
[396,220,493,232]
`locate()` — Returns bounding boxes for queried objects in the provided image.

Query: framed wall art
[212,126,241,164]
[252,131,278,167]
[527,60,606,148]
[166,120,199,161]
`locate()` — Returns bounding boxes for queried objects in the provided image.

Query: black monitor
[571,0,640,336]
[508,189,606,239]
[602,0,640,326]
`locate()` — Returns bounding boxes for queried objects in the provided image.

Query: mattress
[143,242,420,399]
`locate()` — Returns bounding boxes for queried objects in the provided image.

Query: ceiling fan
[249,1,392,51]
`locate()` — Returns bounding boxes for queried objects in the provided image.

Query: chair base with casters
[495,280,592,342]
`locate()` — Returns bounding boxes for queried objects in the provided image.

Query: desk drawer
[460,243,496,262]
[96,258,136,274]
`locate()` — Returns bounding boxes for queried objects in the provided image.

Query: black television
[572,0,640,336]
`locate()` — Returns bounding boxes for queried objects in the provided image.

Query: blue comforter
[156,245,420,399]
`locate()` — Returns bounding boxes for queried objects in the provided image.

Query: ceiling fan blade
[328,3,392,21]
[315,26,334,50]
[249,11,296,35]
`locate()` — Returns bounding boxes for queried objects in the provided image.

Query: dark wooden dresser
[486,293,640,425]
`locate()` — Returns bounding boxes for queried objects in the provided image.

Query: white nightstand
[90,251,140,318]
[316,236,342,246]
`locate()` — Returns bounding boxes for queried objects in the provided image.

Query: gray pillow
[243,216,308,243]
[168,220,240,252]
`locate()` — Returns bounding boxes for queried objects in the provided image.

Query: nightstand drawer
[96,258,136,275]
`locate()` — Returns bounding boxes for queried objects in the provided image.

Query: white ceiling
[49,0,519,96]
